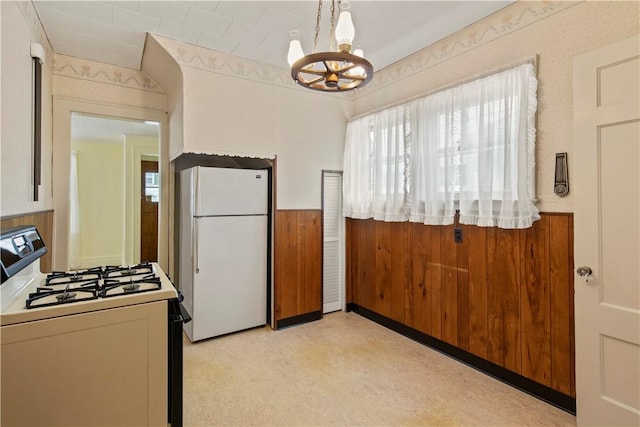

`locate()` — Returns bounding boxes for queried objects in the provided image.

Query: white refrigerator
[180,166,268,342]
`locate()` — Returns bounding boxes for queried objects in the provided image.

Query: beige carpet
[183,311,576,426]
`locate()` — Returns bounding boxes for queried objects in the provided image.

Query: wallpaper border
[150,1,576,95]
[52,54,164,93]
[357,0,580,96]
[19,0,577,96]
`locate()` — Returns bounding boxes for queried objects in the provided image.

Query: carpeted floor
[183,311,576,426]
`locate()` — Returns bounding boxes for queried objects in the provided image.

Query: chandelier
[287,0,374,92]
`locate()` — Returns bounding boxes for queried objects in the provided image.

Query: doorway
[141,160,159,262]
[68,113,160,268]
[322,170,345,313]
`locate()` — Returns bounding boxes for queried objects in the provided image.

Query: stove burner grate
[101,274,161,298]
[26,280,100,309]
[103,262,153,278]
[46,267,103,285]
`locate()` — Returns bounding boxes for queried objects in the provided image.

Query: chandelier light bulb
[335,2,355,53]
[350,48,365,77]
[287,0,373,92]
[287,30,304,67]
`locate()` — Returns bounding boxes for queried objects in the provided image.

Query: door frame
[321,170,345,313]
[52,97,170,272]
[573,35,640,426]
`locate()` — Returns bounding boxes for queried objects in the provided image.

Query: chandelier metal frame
[290,0,374,92]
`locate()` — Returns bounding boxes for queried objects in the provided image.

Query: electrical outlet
[454,228,463,243]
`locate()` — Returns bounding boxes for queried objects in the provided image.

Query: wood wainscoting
[1,210,54,273]
[346,213,575,411]
[274,210,322,328]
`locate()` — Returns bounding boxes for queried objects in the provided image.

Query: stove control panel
[0,226,47,283]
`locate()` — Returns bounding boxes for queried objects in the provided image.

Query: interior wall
[140,35,184,160]
[353,0,640,213]
[346,213,576,407]
[147,35,351,210]
[0,1,53,217]
[51,57,169,271]
[71,139,125,267]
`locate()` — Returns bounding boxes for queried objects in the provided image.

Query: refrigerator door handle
[194,218,199,274]
[193,167,200,274]
[194,166,199,216]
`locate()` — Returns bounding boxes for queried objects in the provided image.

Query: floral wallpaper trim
[152,35,295,89]
[52,55,164,93]
[176,50,292,87]
[358,0,580,95]
[152,35,354,100]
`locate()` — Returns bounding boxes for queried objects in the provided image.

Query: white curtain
[456,63,539,228]
[343,116,373,219]
[69,151,81,269]
[408,90,459,225]
[343,105,410,221]
[343,62,540,229]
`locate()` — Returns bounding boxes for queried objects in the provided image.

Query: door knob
[576,266,593,283]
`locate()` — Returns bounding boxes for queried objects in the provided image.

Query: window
[145,172,160,202]
[343,63,539,229]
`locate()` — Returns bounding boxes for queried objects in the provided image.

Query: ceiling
[43,1,512,139]
[33,1,512,71]
[71,113,160,142]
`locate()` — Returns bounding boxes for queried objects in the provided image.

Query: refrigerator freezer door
[195,167,268,216]
[191,215,267,341]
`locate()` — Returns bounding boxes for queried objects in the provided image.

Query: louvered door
[322,171,344,313]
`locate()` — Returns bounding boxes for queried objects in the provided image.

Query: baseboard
[348,303,576,414]
[276,310,322,329]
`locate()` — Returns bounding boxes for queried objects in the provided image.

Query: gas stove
[1,225,186,427]
[1,226,177,326]
[25,262,164,309]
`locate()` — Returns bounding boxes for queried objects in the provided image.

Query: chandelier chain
[313,0,322,53]
[329,0,336,52]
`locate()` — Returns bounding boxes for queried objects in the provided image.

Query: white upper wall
[5,0,638,220]
[148,35,351,210]
[353,1,640,213]
[1,1,53,217]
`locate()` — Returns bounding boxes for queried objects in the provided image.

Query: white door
[322,171,344,313]
[573,35,640,427]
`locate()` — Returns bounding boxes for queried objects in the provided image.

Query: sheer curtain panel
[343,62,540,229]
[455,64,539,228]
[343,105,410,222]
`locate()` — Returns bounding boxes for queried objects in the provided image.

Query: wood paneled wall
[1,210,54,273]
[346,213,575,397]
[274,210,322,325]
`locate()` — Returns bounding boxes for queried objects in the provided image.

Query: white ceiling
[71,113,160,142]
[44,1,512,139]
[33,1,512,71]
